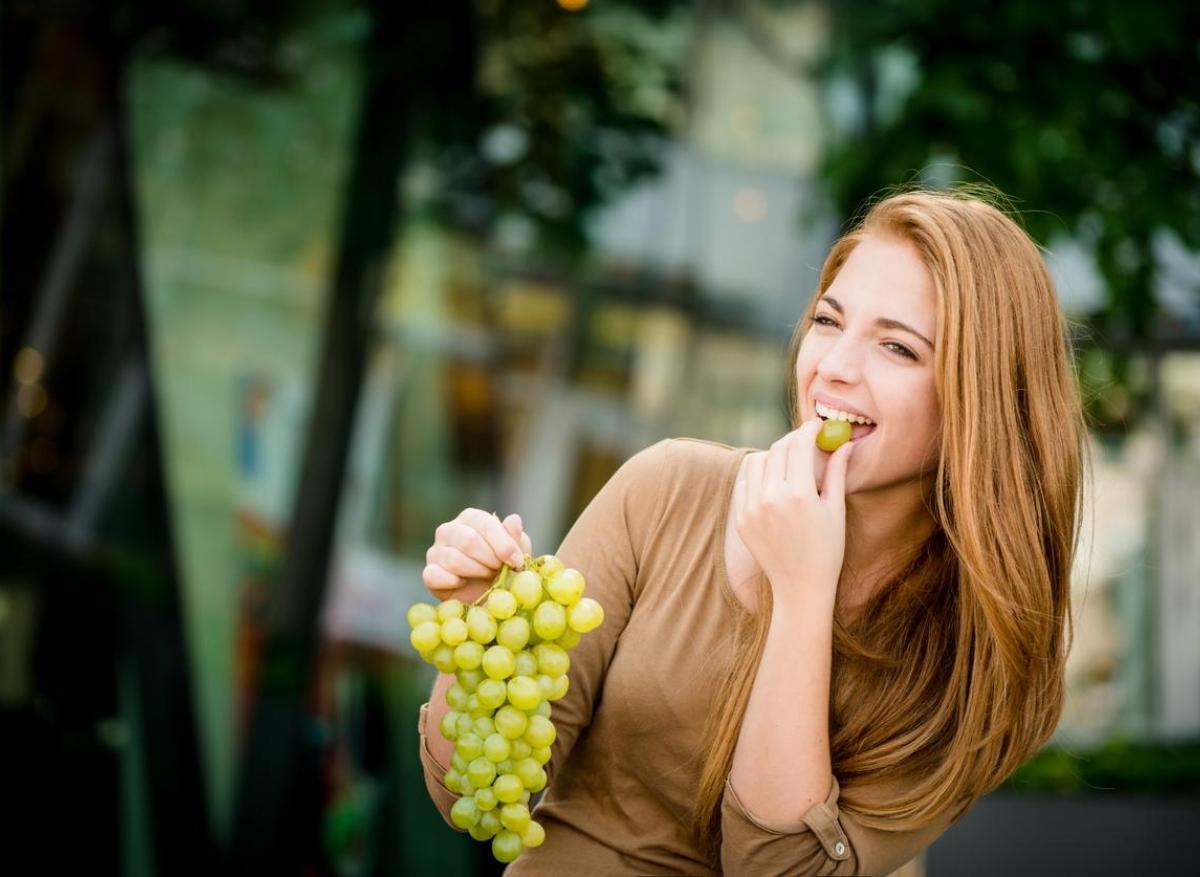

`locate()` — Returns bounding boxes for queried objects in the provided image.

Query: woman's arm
[425,671,457,768]
[417,439,674,829]
[729,583,836,821]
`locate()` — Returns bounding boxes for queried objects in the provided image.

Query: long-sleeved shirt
[418,437,960,875]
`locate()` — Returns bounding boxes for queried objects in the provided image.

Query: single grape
[554,627,582,651]
[520,790,531,805]
[445,684,469,711]
[535,674,554,700]
[524,714,556,749]
[455,714,474,738]
[497,616,531,652]
[567,598,604,633]
[483,732,512,763]
[816,418,853,452]
[533,601,567,640]
[454,641,485,671]
[410,621,441,653]
[443,768,464,793]
[456,732,484,761]
[492,773,524,804]
[492,830,523,864]
[474,786,498,812]
[476,678,508,710]
[494,705,528,740]
[533,554,564,579]
[494,758,514,776]
[546,568,585,606]
[472,716,496,739]
[440,617,469,646]
[439,710,461,741]
[451,753,468,773]
[499,802,531,834]
[513,649,538,678]
[521,820,546,849]
[482,645,516,680]
[466,606,498,644]
[437,599,465,622]
[533,643,569,678]
[513,758,542,790]
[430,644,457,674]
[450,796,480,830]
[456,668,484,693]
[407,603,438,628]
[467,757,497,789]
[506,676,542,711]
[510,739,532,760]
[548,674,570,701]
[528,701,551,719]
[479,809,502,836]
[486,589,517,620]
[531,746,552,766]
[468,822,494,842]
[509,570,544,610]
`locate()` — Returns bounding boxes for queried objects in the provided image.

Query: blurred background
[2,0,1198,874]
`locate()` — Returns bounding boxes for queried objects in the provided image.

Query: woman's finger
[819,440,855,505]
[743,451,766,509]
[785,418,824,496]
[422,563,461,591]
[457,508,525,568]
[502,513,532,562]
[764,434,789,489]
[435,544,496,580]
[731,470,746,532]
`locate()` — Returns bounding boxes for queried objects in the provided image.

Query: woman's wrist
[767,569,839,618]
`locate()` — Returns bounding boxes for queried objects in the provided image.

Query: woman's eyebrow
[820,295,935,351]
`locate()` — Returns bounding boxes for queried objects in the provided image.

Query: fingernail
[510,551,523,566]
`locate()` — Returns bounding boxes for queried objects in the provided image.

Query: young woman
[417,188,1085,875]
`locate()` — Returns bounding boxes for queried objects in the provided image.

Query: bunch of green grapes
[407,553,604,864]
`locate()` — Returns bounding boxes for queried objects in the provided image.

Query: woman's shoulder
[627,436,751,473]
[626,437,754,504]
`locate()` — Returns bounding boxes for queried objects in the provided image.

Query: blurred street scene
[2,0,1198,874]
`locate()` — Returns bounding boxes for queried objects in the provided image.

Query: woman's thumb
[822,441,854,500]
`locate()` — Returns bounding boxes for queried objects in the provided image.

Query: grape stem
[471,560,519,606]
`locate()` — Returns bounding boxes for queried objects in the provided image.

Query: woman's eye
[885,342,917,360]
[813,315,838,327]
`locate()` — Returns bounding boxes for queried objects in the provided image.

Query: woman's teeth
[814,401,875,425]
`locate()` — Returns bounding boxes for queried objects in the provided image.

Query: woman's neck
[838,483,936,616]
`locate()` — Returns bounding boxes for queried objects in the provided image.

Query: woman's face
[795,233,941,496]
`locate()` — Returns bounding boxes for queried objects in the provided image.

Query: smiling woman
[693,187,1087,868]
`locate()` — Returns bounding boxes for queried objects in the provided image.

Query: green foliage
[1005,739,1200,796]
[421,0,693,259]
[819,0,1200,348]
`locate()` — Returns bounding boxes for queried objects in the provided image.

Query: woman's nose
[816,337,863,384]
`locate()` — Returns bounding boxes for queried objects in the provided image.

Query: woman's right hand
[422,508,533,605]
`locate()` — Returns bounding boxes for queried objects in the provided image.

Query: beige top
[419,438,958,876]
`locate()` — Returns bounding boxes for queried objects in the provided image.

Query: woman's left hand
[732,418,855,610]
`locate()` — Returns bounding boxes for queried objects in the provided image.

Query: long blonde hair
[692,187,1086,853]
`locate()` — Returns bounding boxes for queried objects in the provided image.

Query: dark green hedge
[1003,740,1200,796]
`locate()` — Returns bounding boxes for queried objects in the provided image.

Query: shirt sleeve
[417,701,460,830]
[721,773,962,877]
[415,439,673,825]
[536,438,672,787]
